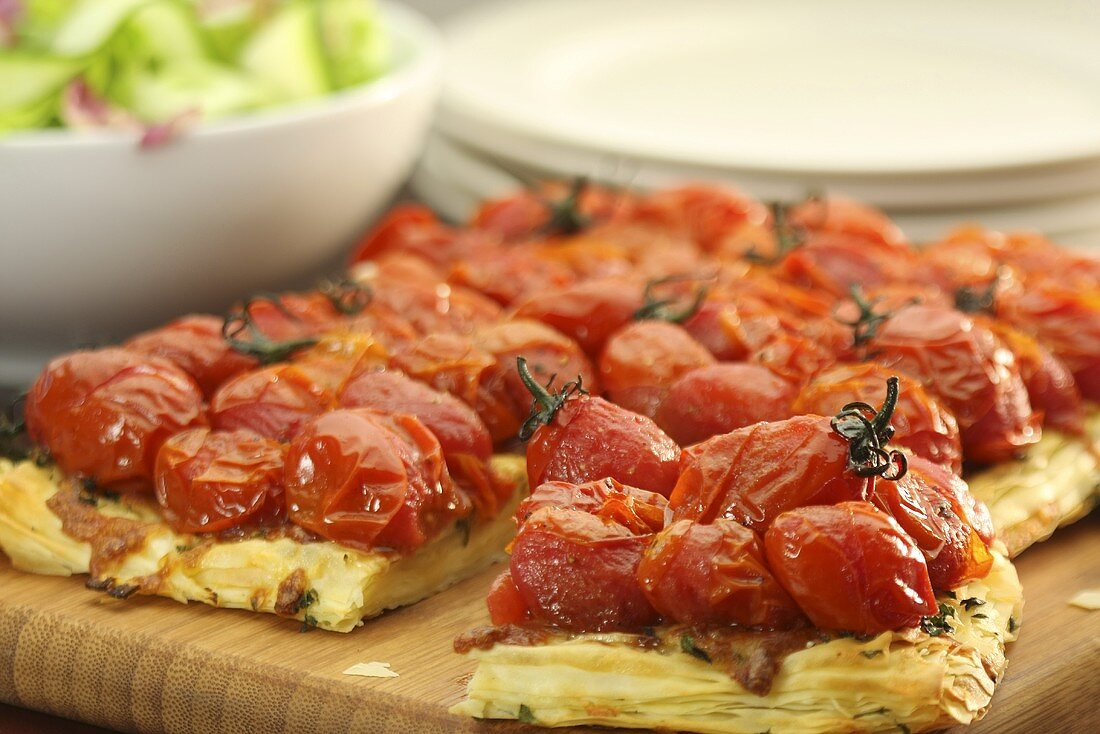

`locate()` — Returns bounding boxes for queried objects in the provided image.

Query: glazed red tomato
[669,415,871,531]
[348,204,466,267]
[681,297,783,361]
[511,277,646,356]
[509,507,659,632]
[871,305,1041,464]
[517,478,669,535]
[238,292,344,342]
[285,409,465,553]
[778,233,918,299]
[998,283,1100,401]
[599,320,715,418]
[210,364,335,442]
[871,456,993,590]
[475,319,600,438]
[655,363,796,446]
[364,277,504,337]
[486,571,531,625]
[339,369,492,461]
[631,185,768,252]
[291,333,391,394]
[449,242,576,306]
[764,502,937,634]
[155,428,286,533]
[787,196,906,248]
[637,519,803,628]
[979,317,1084,434]
[524,390,681,497]
[25,348,207,491]
[794,364,963,473]
[750,329,839,387]
[126,314,258,397]
[470,181,633,241]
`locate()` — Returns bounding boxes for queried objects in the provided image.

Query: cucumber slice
[0,53,81,111]
[316,0,390,90]
[200,1,264,63]
[51,0,152,57]
[0,94,60,133]
[116,60,279,122]
[125,0,209,62]
[239,0,330,101]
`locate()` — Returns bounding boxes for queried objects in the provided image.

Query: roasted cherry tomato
[509,507,659,632]
[486,571,532,625]
[750,329,839,387]
[238,291,344,342]
[681,297,783,361]
[285,409,465,553]
[637,519,803,628]
[449,242,577,306]
[787,196,906,248]
[126,314,258,397]
[979,317,1084,434]
[363,277,503,337]
[871,304,1040,464]
[599,320,715,418]
[794,363,963,473]
[517,478,669,535]
[511,277,646,356]
[348,203,467,267]
[339,369,492,462]
[764,501,937,634]
[631,185,768,252]
[155,428,286,533]
[210,364,335,442]
[778,233,918,299]
[470,180,632,241]
[871,456,993,590]
[669,415,871,531]
[998,283,1100,401]
[655,363,795,446]
[519,359,681,497]
[25,348,207,491]
[474,319,599,440]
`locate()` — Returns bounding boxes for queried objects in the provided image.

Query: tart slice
[453,378,1022,733]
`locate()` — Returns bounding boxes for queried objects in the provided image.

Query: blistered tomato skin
[155,428,286,534]
[599,321,716,418]
[511,277,645,356]
[638,519,803,629]
[878,456,994,590]
[339,369,493,462]
[126,314,258,397]
[794,363,963,474]
[25,348,207,491]
[872,305,1041,464]
[509,507,659,632]
[764,502,937,635]
[285,409,464,554]
[517,478,669,535]
[655,363,795,446]
[210,364,336,443]
[669,415,870,531]
[486,571,531,626]
[526,395,681,497]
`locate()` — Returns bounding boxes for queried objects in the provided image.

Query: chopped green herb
[971,613,987,619]
[174,544,193,554]
[77,494,98,506]
[960,597,985,612]
[920,603,956,637]
[299,614,318,633]
[944,590,958,600]
[295,588,319,613]
[859,649,883,659]
[1008,617,1019,633]
[455,518,471,547]
[680,635,711,662]
[517,704,537,724]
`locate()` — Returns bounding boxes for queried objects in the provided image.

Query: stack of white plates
[413,0,1100,248]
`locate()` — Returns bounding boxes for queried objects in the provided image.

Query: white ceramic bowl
[0,2,442,385]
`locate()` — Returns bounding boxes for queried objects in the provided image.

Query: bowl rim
[0,1,443,150]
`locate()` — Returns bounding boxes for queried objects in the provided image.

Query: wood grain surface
[0,514,1097,734]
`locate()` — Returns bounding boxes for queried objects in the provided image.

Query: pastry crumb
[1068,590,1100,611]
[343,661,399,678]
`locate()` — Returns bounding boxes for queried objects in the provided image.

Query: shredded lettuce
[0,0,390,136]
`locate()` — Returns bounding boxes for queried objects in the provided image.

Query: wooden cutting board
[0,514,1097,734]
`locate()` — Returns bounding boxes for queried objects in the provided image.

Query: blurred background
[3,0,1100,386]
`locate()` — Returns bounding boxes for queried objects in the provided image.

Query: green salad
[0,0,390,137]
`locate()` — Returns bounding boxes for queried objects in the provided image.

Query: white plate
[441,0,1100,175]
[411,130,1100,249]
